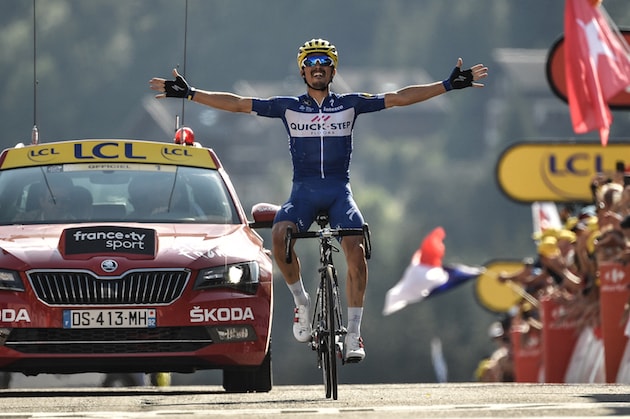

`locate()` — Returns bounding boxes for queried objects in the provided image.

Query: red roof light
[174,127,195,145]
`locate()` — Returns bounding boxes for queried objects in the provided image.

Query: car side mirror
[249,203,280,229]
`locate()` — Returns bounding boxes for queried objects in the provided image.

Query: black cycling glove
[442,66,474,91]
[164,73,196,100]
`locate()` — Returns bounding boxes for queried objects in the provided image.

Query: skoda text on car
[0,138,275,392]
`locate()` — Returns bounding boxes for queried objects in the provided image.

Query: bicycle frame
[284,212,371,400]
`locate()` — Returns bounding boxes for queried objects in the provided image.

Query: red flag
[564,0,630,146]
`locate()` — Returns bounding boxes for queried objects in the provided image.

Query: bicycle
[284,211,371,400]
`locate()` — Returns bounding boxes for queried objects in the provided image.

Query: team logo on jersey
[286,108,355,137]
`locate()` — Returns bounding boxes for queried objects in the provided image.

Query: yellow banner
[496,141,630,202]
[0,140,217,170]
[475,260,526,313]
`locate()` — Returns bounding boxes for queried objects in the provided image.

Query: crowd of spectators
[476,162,630,382]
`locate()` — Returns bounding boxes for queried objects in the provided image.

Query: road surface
[1,383,630,418]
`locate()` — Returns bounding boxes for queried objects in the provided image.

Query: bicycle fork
[310,264,347,364]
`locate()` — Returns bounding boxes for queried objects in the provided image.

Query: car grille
[5,327,212,354]
[28,270,190,306]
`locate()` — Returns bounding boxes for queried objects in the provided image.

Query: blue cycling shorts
[273,180,364,232]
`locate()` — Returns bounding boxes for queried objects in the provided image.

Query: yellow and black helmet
[297,38,338,70]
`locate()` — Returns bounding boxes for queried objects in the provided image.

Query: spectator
[559,204,576,226]
[495,169,630,383]
[498,257,549,298]
[573,216,599,289]
[475,319,514,382]
[536,235,581,295]
[616,215,630,264]
[615,185,630,217]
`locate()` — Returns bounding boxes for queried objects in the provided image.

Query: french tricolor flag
[383,227,484,316]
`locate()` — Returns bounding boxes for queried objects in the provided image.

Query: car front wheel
[222,348,272,393]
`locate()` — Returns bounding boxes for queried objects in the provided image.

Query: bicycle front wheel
[321,265,338,400]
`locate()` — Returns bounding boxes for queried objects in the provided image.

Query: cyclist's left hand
[443,58,488,91]
[149,68,196,100]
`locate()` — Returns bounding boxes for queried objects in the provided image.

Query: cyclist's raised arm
[149,68,253,114]
[193,89,253,113]
[383,58,487,109]
[384,82,446,108]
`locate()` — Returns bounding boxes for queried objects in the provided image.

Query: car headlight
[195,261,259,293]
[0,270,24,292]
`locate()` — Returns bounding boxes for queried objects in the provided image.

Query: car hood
[0,223,259,269]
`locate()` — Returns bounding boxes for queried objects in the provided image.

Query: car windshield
[0,163,240,225]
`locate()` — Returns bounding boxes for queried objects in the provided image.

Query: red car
[0,138,275,392]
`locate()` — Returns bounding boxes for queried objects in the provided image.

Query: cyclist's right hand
[149,68,196,100]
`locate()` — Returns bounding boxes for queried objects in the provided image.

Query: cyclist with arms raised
[149,39,488,362]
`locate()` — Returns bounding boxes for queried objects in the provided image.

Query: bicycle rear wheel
[321,265,338,400]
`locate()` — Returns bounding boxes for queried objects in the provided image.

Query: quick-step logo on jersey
[286,108,355,137]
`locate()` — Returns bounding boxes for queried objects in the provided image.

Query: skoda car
[0,138,276,392]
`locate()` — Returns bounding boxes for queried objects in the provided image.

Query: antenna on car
[173,0,195,146]
[31,0,39,145]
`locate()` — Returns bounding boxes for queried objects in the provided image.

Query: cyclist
[149,38,488,362]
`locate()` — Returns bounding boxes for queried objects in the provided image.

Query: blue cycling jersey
[252,92,386,182]
[252,91,386,231]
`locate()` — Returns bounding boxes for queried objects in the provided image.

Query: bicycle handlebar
[291,228,364,239]
[284,224,371,264]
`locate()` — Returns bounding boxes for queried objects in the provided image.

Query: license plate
[62,309,157,329]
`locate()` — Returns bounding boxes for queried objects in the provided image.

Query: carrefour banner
[496,141,630,203]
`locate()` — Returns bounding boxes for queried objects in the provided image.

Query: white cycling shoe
[292,295,312,343]
[345,332,365,363]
